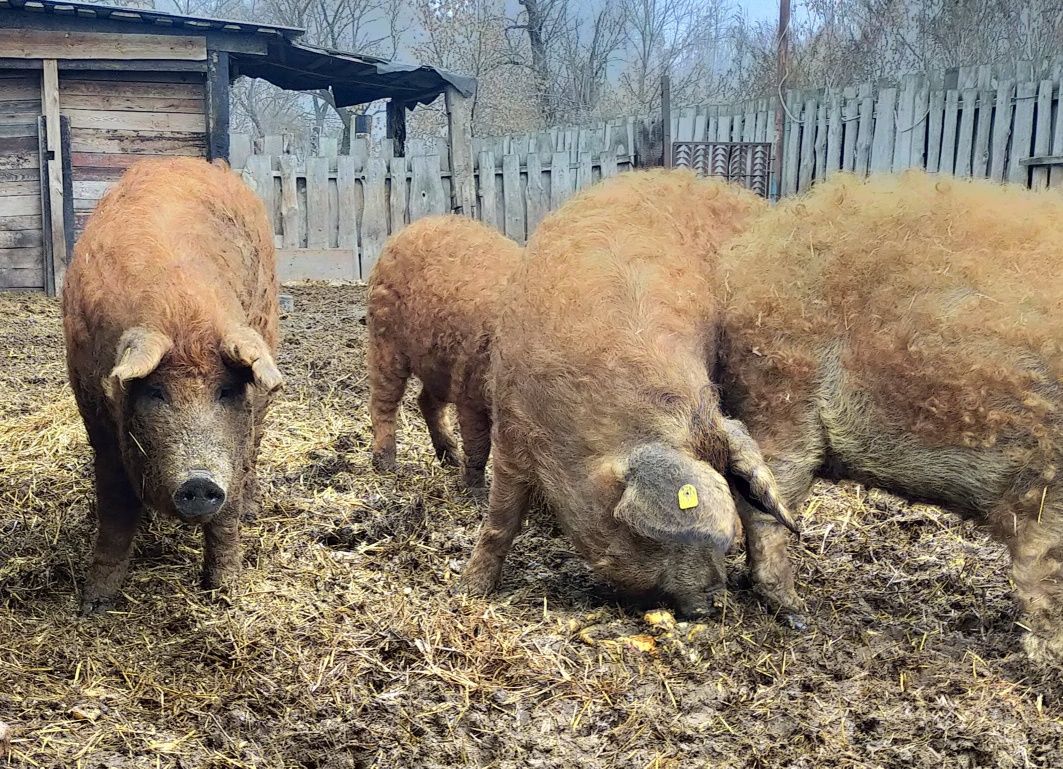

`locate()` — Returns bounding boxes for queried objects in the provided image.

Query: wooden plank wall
[63,70,207,236]
[0,71,44,290]
[229,133,634,281]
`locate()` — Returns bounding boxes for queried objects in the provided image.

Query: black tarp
[232,41,476,108]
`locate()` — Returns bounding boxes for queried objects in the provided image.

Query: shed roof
[0,0,475,107]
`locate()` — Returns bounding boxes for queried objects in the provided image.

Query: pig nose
[173,473,226,519]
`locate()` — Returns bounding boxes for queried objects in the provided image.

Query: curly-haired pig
[366,215,521,488]
[458,170,796,616]
[62,157,282,614]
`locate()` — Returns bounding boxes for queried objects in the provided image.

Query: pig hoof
[463,469,487,492]
[201,567,240,594]
[79,596,114,616]
[674,603,714,622]
[780,611,808,632]
[371,451,398,473]
[437,447,461,468]
[455,557,502,597]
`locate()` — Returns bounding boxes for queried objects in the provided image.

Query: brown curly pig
[366,215,521,488]
[63,157,283,614]
[717,170,1063,660]
[459,169,797,617]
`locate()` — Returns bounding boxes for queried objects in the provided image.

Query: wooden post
[773,0,791,198]
[661,73,672,167]
[386,99,407,158]
[41,59,67,293]
[445,85,476,217]
[206,50,230,162]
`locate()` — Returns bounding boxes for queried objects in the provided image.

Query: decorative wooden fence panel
[229,132,635,281]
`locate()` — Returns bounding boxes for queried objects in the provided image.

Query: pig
[366,215,521,489]
[458,170,797,616]
[715,171,1063,660]
[62,157,283,614]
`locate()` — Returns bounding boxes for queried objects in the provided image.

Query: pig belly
[815,355,1016,518]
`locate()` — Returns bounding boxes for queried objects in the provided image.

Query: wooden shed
[0,0,476,294]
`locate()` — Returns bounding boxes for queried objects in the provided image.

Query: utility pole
[773,0,791,199]
[661,73,672,168]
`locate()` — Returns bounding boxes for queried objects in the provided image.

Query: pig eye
[217,384,242,401]
[142,384,167,403]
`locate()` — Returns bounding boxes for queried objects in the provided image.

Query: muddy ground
[0,284,1060,769]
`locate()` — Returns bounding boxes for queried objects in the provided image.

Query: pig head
[102,324,283,523]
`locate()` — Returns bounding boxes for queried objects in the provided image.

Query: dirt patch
[0,284,1060,768]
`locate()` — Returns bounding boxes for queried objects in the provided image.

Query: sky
[737,0,779,23]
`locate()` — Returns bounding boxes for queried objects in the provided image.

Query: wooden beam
[1020,155,1063,167]
[60,115,75,274]
[445,85,475,217]
[206,50,230,162]
[0,30,207,61]
[37,117,54,297]
[0,59,207,73]
[41,59,67,294]
[276,248,358,283]
[386,99,406,158]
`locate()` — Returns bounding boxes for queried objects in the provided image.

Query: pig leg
[202,503,241,592]
[82,447,142,614]
[738,453,819,629]
[456,403,491,490]
[1004,493,1063,663]
[418,388,460,467]
[458,455,531,595]
[368,339,409,472]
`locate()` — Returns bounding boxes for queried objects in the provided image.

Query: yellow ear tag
[677,484,699,510]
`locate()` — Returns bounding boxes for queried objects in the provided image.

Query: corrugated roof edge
[0,0,305,38]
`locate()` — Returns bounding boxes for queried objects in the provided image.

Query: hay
[0,284,1060,768]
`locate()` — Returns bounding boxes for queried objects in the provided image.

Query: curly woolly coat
[717,170,1063,660]
[63,157,281,613]
[366,215,521,488]
[459,170,795,615]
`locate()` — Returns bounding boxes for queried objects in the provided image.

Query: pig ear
[721,418,800,536]
[220,326,284,393]
[598,454,736,549]
[103,327,172,401]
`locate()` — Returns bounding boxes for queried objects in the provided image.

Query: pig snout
[172,471,226,521]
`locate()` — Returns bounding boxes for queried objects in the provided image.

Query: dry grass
[0,284,1061,769]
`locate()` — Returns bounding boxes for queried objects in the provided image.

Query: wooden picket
[227,136,633,281]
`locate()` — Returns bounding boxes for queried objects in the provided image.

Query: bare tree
[505,0,627,123]
[411,0,540,136]
[616,0,734,114]
[258,0,409,150]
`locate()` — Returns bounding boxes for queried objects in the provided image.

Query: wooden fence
[229,129,635,281]
[233,58,1063,282]
[658,61,1063,193]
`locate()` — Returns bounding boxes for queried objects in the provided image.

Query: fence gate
[672,140,773,198]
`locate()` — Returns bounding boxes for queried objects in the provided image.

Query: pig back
[720,171,1063,468]
[367,215,521,403]
[63,158,278,393]
[492,170,767,498]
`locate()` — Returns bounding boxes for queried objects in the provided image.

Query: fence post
[446,85,476,216]
[501,153,525,242]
